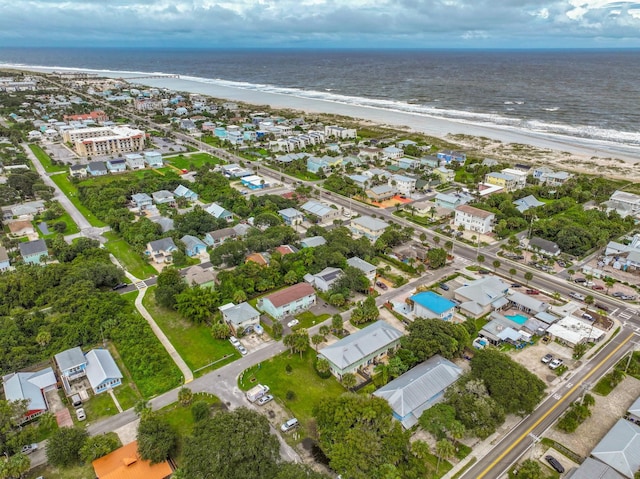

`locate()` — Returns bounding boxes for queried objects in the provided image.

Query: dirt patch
[509,339,574,385]
[55,409,73,428]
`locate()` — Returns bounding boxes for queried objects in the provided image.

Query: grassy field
[82,391,119,420]
[26,464,96,479]
[50,173,105,227]
[238,350,344,429]
[142,286,239,374]
[28,143,68,173]
[294,311,331,330]
[103,231,157,279]
[40,211,80,236]
[166,152,222,170]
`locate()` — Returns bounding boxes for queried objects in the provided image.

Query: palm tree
[567,269,575,281]
[342,373,357,390]
[492,259,501,272]
[604,277,616,294]
[319,325,330,338]
[178,387,193,406]
[374,363,390,385]
[311,334,324,352]
[524,271,533,286]
[477,254,485,267]
[435,439,455,473]
[411,440,430,462]
[509,268,517,280]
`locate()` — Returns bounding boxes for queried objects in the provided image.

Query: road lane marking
[475,332,634,479]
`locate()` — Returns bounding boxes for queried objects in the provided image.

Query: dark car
[477,269,490,275]
[112,283,128,291]
[574,278,587,283]
[439,283,450,291]
[545,455,565,473]
[375,281,388,291]
[511,283,522,288]
[595,303,610,312]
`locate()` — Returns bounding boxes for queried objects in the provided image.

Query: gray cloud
[0,0,639,47]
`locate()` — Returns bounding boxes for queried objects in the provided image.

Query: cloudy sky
[1,0,639,48]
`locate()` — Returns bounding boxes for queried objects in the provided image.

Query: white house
[346,257,377,282]
[219,302,261,334]
[388,174,416,196]
[454,205,495,234]
[304,267,343,292]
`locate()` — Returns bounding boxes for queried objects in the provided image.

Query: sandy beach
[16,65,640,179]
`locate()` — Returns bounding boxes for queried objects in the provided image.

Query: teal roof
[411,291,455,314]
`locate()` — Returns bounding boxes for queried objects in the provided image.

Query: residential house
[605,191,640,219]
[318,321,403,379]
[85,349,123,395]
[366,184,395,202]
[388,174,416,196]
[500,168,528,189]
[507,291,549,314]
[181,235,207,257]
[363,168,391,181]
[2,368,58,421]
[455,276,509,318]
[149,216,174,233]
[19,239,48,264]
[513,195,544,213]
[349,215,390,242]
[87,161,108,176]
[300,236,327,248]
[301,200,340,223]
[174,184,198,201]
[246,252,270,266]
[3,200,45,220]
[346,257,377,282]
[433,166,455,183]
[420,155,440,168]
[152,190,175,205]
[304,267,343,292]
[205,203,233,222]
[398,158,418,170]
[0,247,10,272]
[92,441,173,479]
[410,291,456,321]
[146,238,178,263]
[479,312,529,346]
[106,158,126,173]
[358,146,381,160]
[541,171,571,186]
[275,245,297,256]
[532,166,553,180]
[240,175,269,190]
[219,302,261,334]
[183,264,216,286]
[436,150,466,164]
[347,174,370,190]
[55,346,87,380]
[307,155,340,174]
[568,457,624,479]
[484,172,519,192]
[204,227,237,247]
[8,220,35,237]
[591,419,640,478]
[258,283,317,319]
[528,236,561,257]
[373,355,463,428]
[125,153,145,170]
[131,193,153,210]
[278,208,304,226]
[143,151,163,167]
[434,192,474,209]
[233,223,252,237]
[382,146,404,160]
[397,139,417,149]
[69,163,87,178]
[454,205,495,234]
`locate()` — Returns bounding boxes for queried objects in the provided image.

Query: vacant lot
[103,231,157,279]
[167,152,221,170]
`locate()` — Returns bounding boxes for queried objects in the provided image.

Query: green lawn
[142,286,239,375]
[50,174,105,227]
[83,391,119,421]
[114,381,141,411]
[26,464,95,479]
[238,350,345,430]
[103,230,157,279]
[29,143,68,173]
[166,152,221,170]
[40,211,80,236]
[294,311,331,330]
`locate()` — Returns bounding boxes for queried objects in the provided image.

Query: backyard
[103,230,157,279]
[142,286,239,375]
[238,350,345,429]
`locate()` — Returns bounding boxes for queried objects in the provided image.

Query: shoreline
[8,64,640,178]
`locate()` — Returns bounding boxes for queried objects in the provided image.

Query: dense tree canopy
[400,318,470,363]
[137,415,178,464]
[46,427,88,467]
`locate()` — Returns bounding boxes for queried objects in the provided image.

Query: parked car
[545,455,565,473]
[622,295,637,301]
[526,289,540,295]
[549,359,564,370]
[569,292,585,301]
[229,336,240,346]
[511,283,522,288]
[287,319,299,328]
[541,353,554,364]
[439,283,450,291]
[574,278,587,283]
[612,291,625,298]
[111,283,127,291]
[595,303,609,311]
[76,408,86,421]
[237,345,248,355]
[257,394,274,406]
[21,444,37,454]
[376,281,388,290]
[592,285,605,290]
[281,418,299,432]
[582,313,594,321]
[478,269,490,275]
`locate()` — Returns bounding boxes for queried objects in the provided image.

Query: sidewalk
[134,288,194,384]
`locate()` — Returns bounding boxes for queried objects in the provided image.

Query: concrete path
[108,389,124,413]
[134,287,194,384]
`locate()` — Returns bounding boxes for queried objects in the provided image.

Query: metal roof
[456,276,509,307]
[205,202,231,218]
[411,291,456,315]
[301,200,333,218]
[55,346,86,372]
[569,457,624,479]
[278,208,303,218]
[351,215,390,232]
[346,257,376,274]
[2,368,56,412]
[373,355,462,428]
[85,349,123,390]
[319,321,403,371]
[592,419,640,478]
[221,302,260,326]
[301,236,326,248]
[508,291,549,313]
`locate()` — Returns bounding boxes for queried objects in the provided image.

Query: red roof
[265,283,315,308]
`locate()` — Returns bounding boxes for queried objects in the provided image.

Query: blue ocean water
[1,48,639,145]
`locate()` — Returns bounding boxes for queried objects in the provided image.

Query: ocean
[1,48,639,147]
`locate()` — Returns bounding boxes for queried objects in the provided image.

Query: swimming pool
[505,314,528,325]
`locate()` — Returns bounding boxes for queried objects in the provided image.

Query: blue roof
[411,291,455,314]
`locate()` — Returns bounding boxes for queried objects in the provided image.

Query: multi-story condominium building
[324,125,357,139]
[454,205,495,234]
[63,126,146,157]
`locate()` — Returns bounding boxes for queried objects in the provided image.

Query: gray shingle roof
[85,349,122,389]
[181,234,206,251]
[18,239,47,257]
[220,302,260,326]
[148,237,177,252]
[55,347,86,372]
[529,236,561,255]
[320,321,402,371]
[373,355,463,428]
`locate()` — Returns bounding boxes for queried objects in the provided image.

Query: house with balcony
[220,302,261,334]
[484,172,519,192]
[146,238,177,263]
[382,146,404,160]
[433,166,455,183]
[454,276,510,318]
[366,184,395,202]
[132,193,153,210]
[258,283,317,319]
[106,158,126,173]
[454,205,495,234]
[500,168,528,189]
[125,153,145,170]
[436,150,466,164]
[350,215,390,242]
[604,191,640,219]
[152,190,175,205]
[55,346,87,381]
[389,174,416,196]
[318,321,403,379]
[278,208,304,226]
[69,164,88,178]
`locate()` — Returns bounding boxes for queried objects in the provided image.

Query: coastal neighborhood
[1,70,640,479]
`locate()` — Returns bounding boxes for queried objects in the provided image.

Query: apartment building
[454,205,495,234]
[63,126,146,157]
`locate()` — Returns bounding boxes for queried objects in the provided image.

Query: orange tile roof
[92,441,172,479]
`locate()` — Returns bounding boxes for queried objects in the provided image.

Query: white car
[287,319,299,328]
[257,394,274,406]
[237,345,248,355]
[549,359,564,370]
[281,418,299,432]
[229,336,240,346]
[76,408,86,421]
